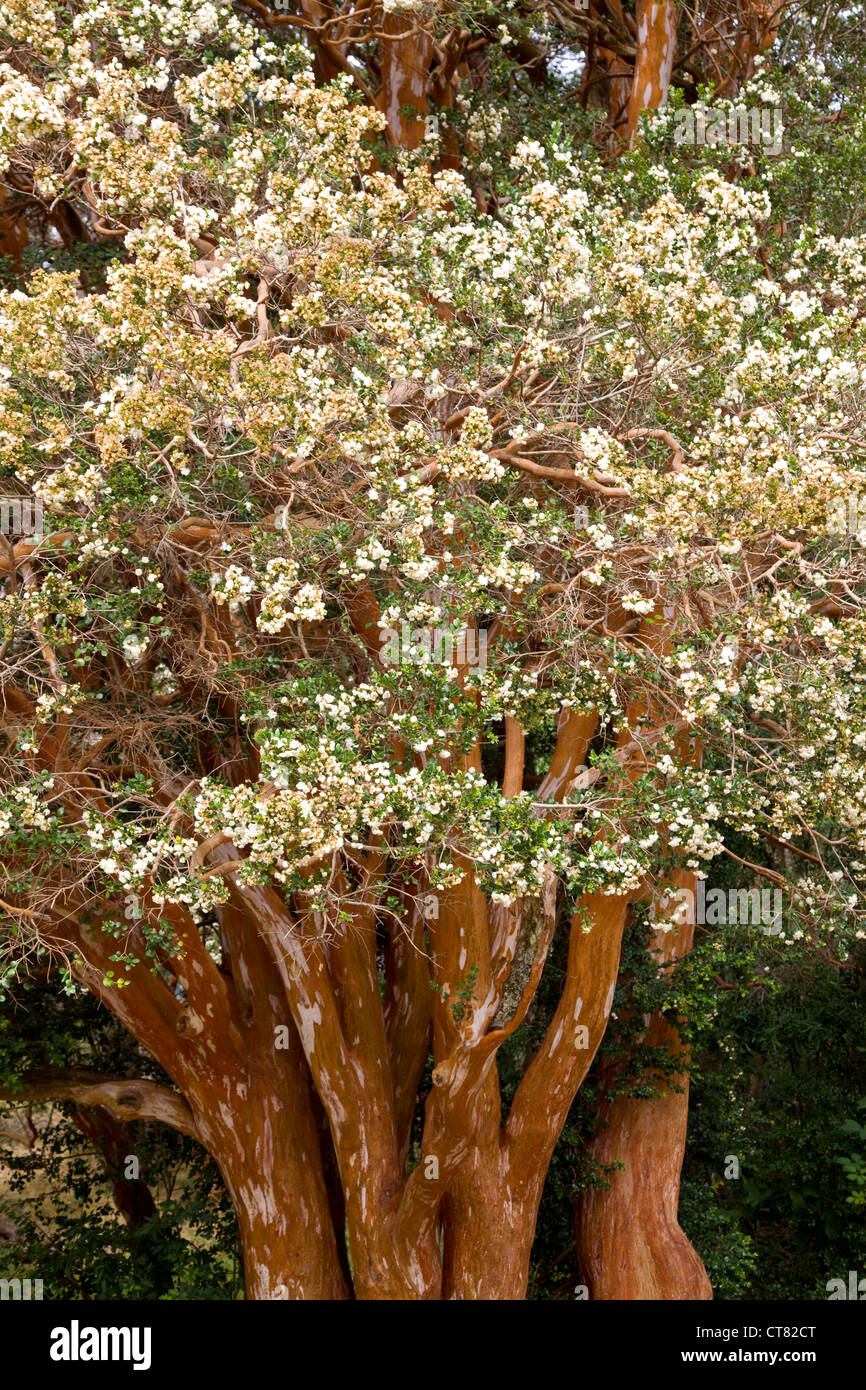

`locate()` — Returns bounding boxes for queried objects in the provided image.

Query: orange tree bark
[69,1104,159,1229]
[566,607,711,1299]
[572,1,794,145]
[0,187,27,260]
[232,1,792,152]
[625,0,678,140]
[573,588,711,1298]
[575,868,712,1300]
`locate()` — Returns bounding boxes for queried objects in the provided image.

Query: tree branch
[0,1068,199,1140]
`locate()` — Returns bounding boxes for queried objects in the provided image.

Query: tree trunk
[625,1,678,141]
[70,1105,158,1228]
[378,12,433,149]
[0,188,27,259]
[191,1064,349,1300]
[575,870,712,1299]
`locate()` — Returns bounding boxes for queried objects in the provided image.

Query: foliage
[680,947,866,1300]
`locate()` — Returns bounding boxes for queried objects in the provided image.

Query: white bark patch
[218,1102,237,1134]
[296,998,322,1056]
[477,983,496,1025]
[407,1252,426,1293]
[316,1074,348,1128]
[243,1179,278,1226]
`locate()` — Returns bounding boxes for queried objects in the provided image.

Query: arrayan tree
[2,0,866,1298]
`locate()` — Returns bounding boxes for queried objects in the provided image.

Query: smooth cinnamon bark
[384,880,432,1164]
[581,0,635,141]
[502,716,526,797]
[377,12,432,149]
[567,611,710,1298]
[625,0,678,141]
[711,0,790,96]
[0,188,27,259]
[575,870,712,1299]
[42,886,349,1300]
[430,665,659,1296]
